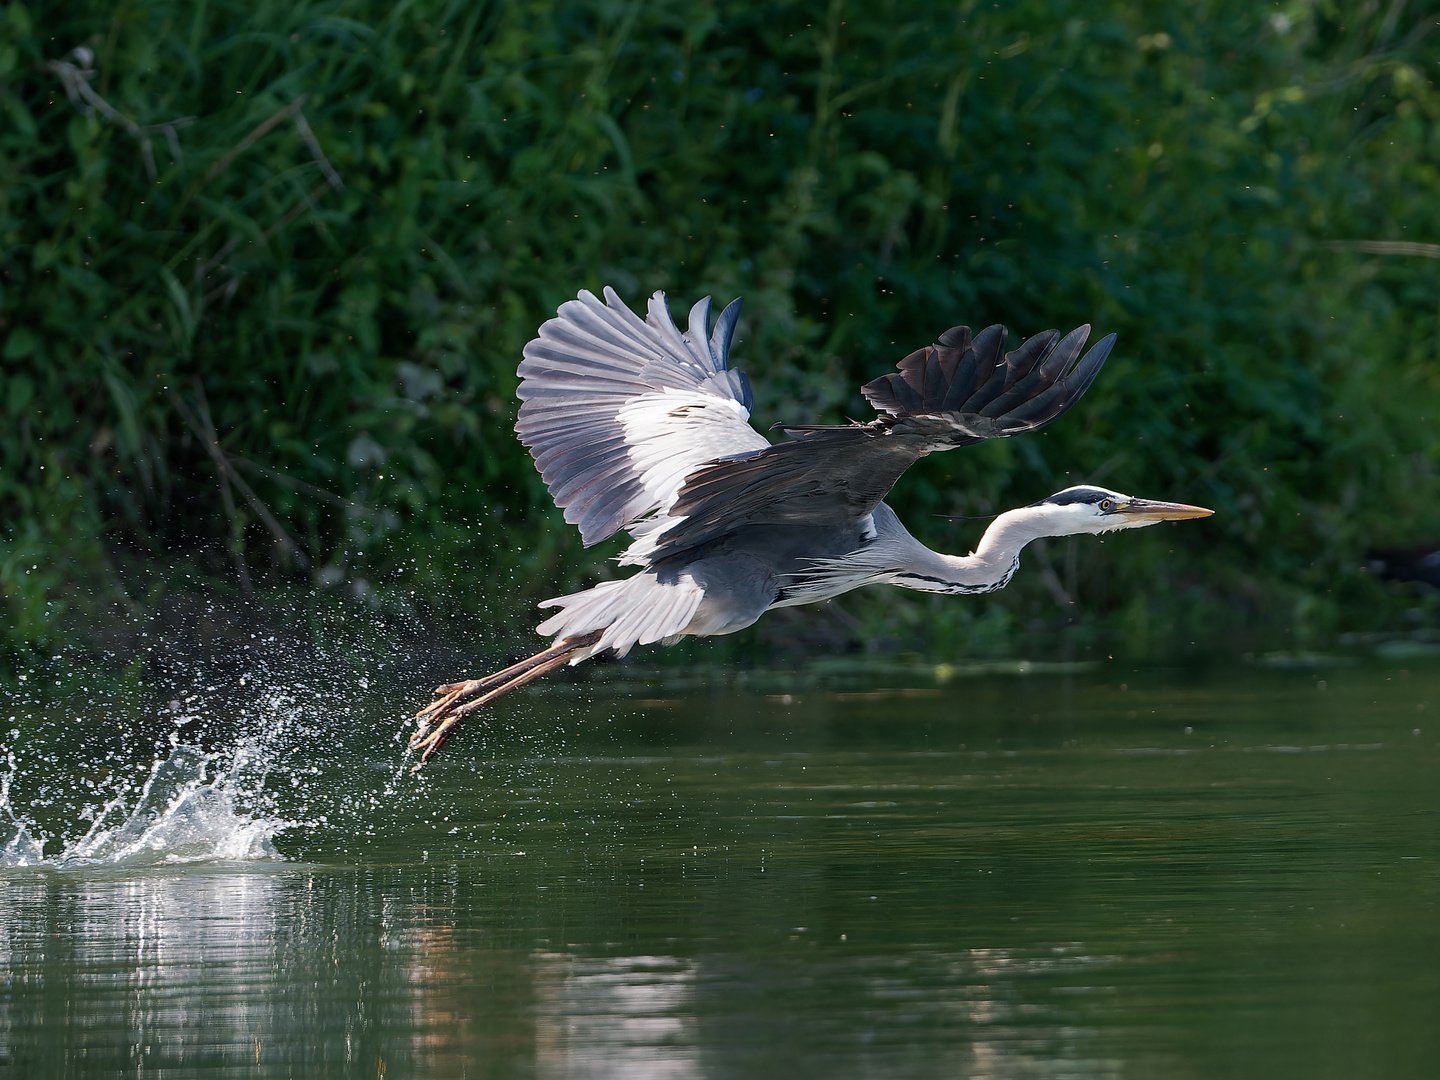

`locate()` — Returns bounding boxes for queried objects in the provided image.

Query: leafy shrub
[3,0,1439,661]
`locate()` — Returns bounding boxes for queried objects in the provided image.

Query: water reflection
[533,953,699,1078]
[0,868,495,1075]
[0,867,1144,1078]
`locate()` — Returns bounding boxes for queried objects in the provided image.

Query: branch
[228,456,374,516]
[292,110,344,191]
[47,51,194,180]
[193,109,345,296]
[202,95,308,185]
[1325,239,1440,258]
[168,383,310,570]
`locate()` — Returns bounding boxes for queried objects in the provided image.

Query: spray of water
[1,697,312,869]
[1,750,45,866]
[0,569,609,870]
[0,617,448,869]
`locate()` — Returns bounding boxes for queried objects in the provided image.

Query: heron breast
[674,553,779,637]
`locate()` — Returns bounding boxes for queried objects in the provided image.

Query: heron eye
[1099,499,1113,511]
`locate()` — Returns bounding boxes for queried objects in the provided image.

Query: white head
[1023,485,1214,537]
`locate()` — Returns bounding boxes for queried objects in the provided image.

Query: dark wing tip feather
[861,320,1114,444]
[993,330,1115,432]
[710,296,743,367]
[936,324,972,351]
[1059,332,1114,402]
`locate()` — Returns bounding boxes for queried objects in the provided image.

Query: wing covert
[651,322,1114,560]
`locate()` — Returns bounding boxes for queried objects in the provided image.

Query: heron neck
[893,504,1074,593]
[975,505,1075,563]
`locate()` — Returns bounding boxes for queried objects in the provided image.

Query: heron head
[1032,486,1213,535]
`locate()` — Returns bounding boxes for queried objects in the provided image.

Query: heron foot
[408,631,603,771]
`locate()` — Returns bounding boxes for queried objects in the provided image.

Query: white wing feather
[516,287,770,547]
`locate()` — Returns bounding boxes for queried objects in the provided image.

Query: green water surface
[2,660,1438,1077]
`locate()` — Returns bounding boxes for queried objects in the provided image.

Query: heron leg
[417,635,592,724]
[409,630,603,771]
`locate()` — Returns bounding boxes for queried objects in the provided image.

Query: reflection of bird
[411,289,1212,767]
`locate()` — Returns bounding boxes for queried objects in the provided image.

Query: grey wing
[651,322,1114,560]
[517,287,772,546]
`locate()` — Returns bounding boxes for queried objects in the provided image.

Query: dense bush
[4,0,1440,663]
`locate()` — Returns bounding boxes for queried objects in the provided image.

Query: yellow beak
[1117,499,1215,523]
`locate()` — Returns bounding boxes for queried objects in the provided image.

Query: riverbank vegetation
[4,0,1440,667]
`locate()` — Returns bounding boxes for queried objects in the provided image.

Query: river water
[1,652,1437,1077]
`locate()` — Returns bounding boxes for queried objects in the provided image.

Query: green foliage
[4,0,1440,660]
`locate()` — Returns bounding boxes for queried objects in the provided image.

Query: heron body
[412,288,1212,766]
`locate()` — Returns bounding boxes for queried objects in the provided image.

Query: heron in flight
[411,288,1212,767]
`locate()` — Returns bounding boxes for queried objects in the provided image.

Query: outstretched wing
[649,322,1115,561]
[516,287,770,546]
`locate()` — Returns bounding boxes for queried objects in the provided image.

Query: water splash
[0,599,496,870]
[1,734,286,869]
[61,740,282,866]
[1,752,46,867]
[0,646,396,870]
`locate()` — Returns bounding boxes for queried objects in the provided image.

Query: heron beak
[1116,499,1214,523]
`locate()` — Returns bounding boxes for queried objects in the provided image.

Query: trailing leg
[409,630,603,771]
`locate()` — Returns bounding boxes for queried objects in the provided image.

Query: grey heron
[411,288,1212,767]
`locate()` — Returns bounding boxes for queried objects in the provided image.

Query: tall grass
[4,0,1440,662]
